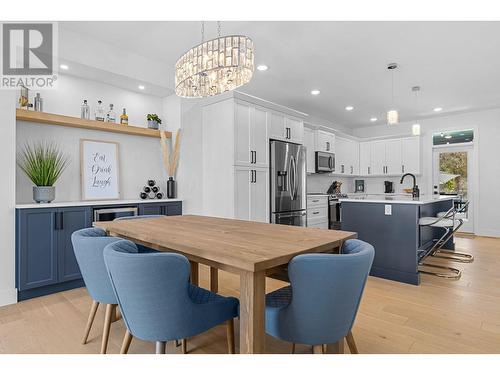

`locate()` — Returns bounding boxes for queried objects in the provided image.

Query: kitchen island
[340,195,455,285]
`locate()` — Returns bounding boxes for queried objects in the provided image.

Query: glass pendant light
[412,86,421,136]
[387,63,399,125]
[175,21,255,98]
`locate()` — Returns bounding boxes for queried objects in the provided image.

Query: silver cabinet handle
[313,211,320,214]
[368,166,370,175]
[341,165,345,173]
[402,165,405,173]
[312,199,319,203]
[326,141,330,151]
[351,166,353,174]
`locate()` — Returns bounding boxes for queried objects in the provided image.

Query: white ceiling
[60,21,500,128]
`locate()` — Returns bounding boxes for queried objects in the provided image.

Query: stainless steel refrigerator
[270,140,307,226]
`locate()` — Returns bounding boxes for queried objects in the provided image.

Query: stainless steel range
[328,193,348,230]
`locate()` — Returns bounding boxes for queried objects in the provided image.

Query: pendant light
[412,86,421,136]
[175,21,255,98]
[387,63,399,125]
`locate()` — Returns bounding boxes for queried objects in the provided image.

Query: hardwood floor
[0,235,499,354]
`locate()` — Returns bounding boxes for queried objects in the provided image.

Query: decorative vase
[167,177,176,199]
[147,120,159,130]
[33,186,55,203]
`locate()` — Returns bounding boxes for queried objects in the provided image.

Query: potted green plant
[147,114,162,130]
[17,142,69,203]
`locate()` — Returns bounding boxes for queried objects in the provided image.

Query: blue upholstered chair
[265,239,374,354]
[71,227,132,354]
[103,239,239,354]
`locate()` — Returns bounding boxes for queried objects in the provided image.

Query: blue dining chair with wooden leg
[265,239,374,354]
[103,239,239,354]
[114,214,187,351]
[71,227,132,354]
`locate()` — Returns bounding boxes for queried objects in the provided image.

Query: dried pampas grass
[160,129,181,177]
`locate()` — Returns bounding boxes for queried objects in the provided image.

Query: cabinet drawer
[308,221,329,229]
[307,206,328,220]
[307,196,328,208]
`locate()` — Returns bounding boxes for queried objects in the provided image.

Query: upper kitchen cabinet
[335,136,359,175]
[362,137,421,176]
[234,102,269,168]
[315,130,335,152]
[401,137,421,174]
[269,112,304,144]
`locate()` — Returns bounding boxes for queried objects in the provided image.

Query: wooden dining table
[95,215,357,354]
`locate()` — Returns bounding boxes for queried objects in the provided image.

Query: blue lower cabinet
[138,201,182,216]
[16,207,92,300]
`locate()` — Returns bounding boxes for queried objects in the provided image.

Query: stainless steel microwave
[315,151,335,173]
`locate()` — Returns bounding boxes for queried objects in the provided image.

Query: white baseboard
[476,229,500,238]
[0,288,17,307]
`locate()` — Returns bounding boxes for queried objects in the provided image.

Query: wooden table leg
[210,267,218,292]
[239,270,265,354]
[190,261,199,286]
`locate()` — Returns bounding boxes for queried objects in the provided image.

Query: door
[234,167,251,220]
[433,145,474,233]
[57,207,92,282]
[17,209,58,290]
[359,142,371,175]
[250,168,269,222]
[138,203,163,216]
[385,139,402,175]
[251,107,268,167]
[286,117,304,144]
[370,141,386,175]
[270,141,306,213]
[401,137,421,174]
[269,112,286,140]
[234,102,251,165]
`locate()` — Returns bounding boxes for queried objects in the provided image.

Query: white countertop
[16,198,182,209]
[340,195,456,205]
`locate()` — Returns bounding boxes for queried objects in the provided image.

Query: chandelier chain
[201,21,205,43]
[217,21,221,37]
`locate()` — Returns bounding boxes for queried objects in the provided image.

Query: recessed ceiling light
[345,106,354,111]
[256,65,268,71]
[370,117,377,122]
[444,135,452,139]
[138,85,145,90]
[60,64,69,70]
[310,89,320,96]
[433,107,443,112]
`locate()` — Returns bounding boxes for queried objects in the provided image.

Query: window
[433,129,474,146]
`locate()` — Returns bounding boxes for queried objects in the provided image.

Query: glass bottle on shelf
[106,104,116,123]
[80,99,90,120]
[120,108,129,125]
[95,100,105,121]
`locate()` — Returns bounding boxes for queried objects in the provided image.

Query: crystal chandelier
[175,22,255,98]
[387,63,399,125]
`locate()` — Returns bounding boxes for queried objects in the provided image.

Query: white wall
[16,74,166,203]
[353,108,500,237]
[0,91,17,307]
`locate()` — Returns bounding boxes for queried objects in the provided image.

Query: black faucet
[400,173,420,198]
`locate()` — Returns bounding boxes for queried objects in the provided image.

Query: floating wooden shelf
[16,109,171,139]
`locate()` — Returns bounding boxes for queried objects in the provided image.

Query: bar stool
[418,203,470,279]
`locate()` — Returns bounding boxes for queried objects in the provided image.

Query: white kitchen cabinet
[359,142,371,175]
[385,139,402,175]
[306,195,328,229]
[315,130,335,152]
[304,127,316,173]
[370,140,387,175]
[234,166,269,223]
[268,112,304,144]
[401,137,421,174]
[234,102,268,168]
[335,136,359,175]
